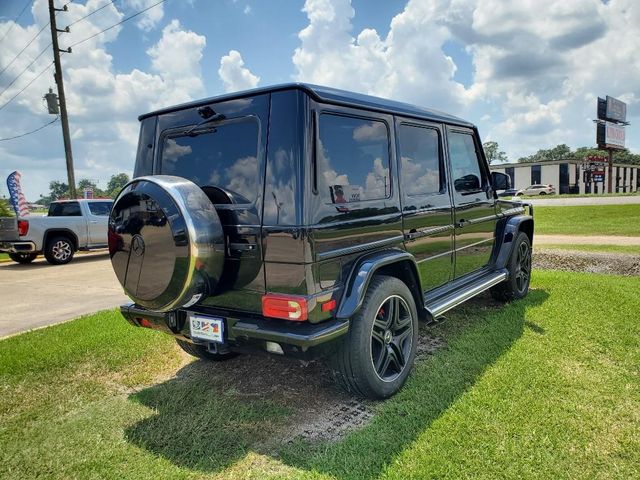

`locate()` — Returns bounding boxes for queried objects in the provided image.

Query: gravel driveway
[0,252,128,338]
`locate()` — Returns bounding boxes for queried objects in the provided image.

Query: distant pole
[48,0,76,198]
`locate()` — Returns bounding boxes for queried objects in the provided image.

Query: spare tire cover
[109,175,225,312]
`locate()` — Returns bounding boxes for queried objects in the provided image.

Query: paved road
[521,196,640,206]
[0,252,129,338]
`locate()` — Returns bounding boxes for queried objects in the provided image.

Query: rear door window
[448,132,486,195]
[48,202,81,216]
[87,201,113,216]
[317,114,391,204]
[160,118,260,204]
[397,124,443,196]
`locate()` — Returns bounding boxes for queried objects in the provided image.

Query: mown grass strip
[1,271,638,479]
[534,204,640,236]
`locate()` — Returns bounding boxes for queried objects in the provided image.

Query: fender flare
[494,215,534,269]
[43,228,79,251]
[336,248,423,320]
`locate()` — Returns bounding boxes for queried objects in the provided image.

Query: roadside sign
[597,96,627,123]
[597,121,625,149]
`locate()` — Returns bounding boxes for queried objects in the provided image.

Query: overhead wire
[69,0,166,48]
[0,0,35,45]
[0,115,59,141]
[0,42,52,98]
[65,0,117,28]
[0,61,54,112]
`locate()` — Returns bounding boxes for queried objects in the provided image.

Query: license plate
[189,314,224,343]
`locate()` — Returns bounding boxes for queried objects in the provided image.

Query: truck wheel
[491,231,532,302]
[175,339,238,361]
[44,236,75,265]
[331,275,418,399]
[8,252,38,264]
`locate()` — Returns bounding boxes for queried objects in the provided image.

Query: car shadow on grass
[125,289,549,477]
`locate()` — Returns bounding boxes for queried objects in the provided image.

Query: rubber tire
[9,252,38,264]
[539,191,547,195]
[44,236,75,265]
[331,275,419,399]
[175,339,238,361]
[491,231,532,302]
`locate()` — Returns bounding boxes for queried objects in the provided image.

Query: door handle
[455,219,470,228]
[90,220,98,224]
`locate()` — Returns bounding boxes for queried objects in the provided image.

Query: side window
[87,202,112,216]
[448,132,485,194]
[317,114,390,204]
[398,124,442,196]
[48,202,81,216]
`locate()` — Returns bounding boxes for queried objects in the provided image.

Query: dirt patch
[168,326,445,447]
[533,248,640,275]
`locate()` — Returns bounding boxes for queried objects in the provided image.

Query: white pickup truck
[0,199,113,265]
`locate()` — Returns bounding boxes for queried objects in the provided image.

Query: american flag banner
[6,171,30,217]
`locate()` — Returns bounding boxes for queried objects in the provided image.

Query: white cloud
[0,0,206,200]
[125,0,165,32]
[244,5,252,15]
[218,50,260,93]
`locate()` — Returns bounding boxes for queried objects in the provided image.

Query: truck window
[398,124,443,196]
[87,201,113,216]
[317,114,390,204]
[448,132,485,194]
[159,118,260,204]
[48,202,82,217]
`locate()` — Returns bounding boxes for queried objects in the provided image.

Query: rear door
[86,201,112,245]
[446,127,497,278]
[156,94,270,313]
[397,118,454,292]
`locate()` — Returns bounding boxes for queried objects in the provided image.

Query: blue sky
[0,0,638,200]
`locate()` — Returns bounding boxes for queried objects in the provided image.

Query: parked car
[0,199,113,265]
[516,184,556,196]
[109,84,534,399]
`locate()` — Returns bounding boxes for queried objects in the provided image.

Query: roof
[138,83,473,127]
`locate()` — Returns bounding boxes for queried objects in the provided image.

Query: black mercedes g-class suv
[109,83,533,399]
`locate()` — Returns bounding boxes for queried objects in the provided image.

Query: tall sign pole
[48,0,76,198]
[595,95,628,194]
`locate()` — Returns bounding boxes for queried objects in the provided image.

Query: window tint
[317,114,390,203]
[48,202,81,217]
[448,132,484,193]
[398,124,442,196]
[160,118,259,204]
[87,201,112,216]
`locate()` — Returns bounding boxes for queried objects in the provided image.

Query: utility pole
[48,0,76,198]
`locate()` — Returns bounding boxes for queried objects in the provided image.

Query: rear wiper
[185,106,226,137]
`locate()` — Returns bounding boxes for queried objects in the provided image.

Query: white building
[490,160,639,194]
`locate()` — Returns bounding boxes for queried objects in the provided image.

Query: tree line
[37,173,130,206]
[483,141,640,165]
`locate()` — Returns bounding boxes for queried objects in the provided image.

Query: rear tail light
[262,294,308,321]
[17,220,29,236]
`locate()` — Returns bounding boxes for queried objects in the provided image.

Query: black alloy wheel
[514,240,532,295]
[371,295,414,382]
[331,275,418,399]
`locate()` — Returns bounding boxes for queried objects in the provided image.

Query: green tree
[0,197,14,216]
[106,173,130,197]
[483,141,508,164]
[49,180,69,200]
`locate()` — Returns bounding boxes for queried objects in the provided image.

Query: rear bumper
[120,303,349,352]
[0,241,37,253]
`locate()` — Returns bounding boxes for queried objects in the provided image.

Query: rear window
[87,201,112,216]
[316,114,390,204]
[48,202,81,216]
[159,118,260,204]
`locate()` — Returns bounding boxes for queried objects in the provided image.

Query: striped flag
[6,171,30,217]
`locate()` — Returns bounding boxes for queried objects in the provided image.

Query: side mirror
[491,172,511,191]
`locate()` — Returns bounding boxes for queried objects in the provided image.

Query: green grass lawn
[1,271,639,479]
[536,243,640,255]
[534,204,640,236]
[517,192,640,200]
[0,253,8,262]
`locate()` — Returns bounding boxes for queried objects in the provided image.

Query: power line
[66,0,117,28]
[0,22,50,78]
[0,115,59,141]
[0,42,52,98]
[0,0,35,45]
[0,0,73,78]
[0,61,54,112]
[69,0,166,48]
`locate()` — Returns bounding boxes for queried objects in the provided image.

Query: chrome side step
[426,270,508,319]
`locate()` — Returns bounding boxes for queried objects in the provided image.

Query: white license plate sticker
[189,314,224,343]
